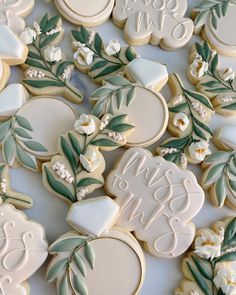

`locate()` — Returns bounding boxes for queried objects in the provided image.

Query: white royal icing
[218,125,236,150]
[67,196,120,236]
[0,8,25,34]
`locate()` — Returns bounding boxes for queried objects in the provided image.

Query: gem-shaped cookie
[90,75,168,147]
[192,0,236,56]
[21,14,83,104]
[175,217,236,295]
[0,204,48,295]
[202,125,236,209]
[112,0,194,49]
[55,0,115,26]
[42,113,134,203]
[47,196,145,295]
[106,147,205,258]
[158,73,214,168]
[188,41,236,116]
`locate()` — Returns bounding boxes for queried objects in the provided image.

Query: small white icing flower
[80,147,100,173]
[180,153,188,169]
[188,141,211,161]
[74,46,94,66]
[190,58,208,78]
[217,94,233,103]
[172,95,184,106]
[194,230,222,259]
[219,68,235,82]
[74,114,96,135]
[20,27,37,45]
[33,21,41,35]
[99,114,110,131]
[108,131,124,142]
[173,113,189,131]
[0,178,7,194]
[214,268,236,295]
[105,39,121,56]
[77,188,89,201]
[44,46,62,63]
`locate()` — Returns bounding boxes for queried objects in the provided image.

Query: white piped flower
[46,26,61,36]
[80,147,100,173]
[219,68,235,82]
[194,230,222,259]
[74,114,96,135]
[0,178,7,194]
[77,188,89,201]
[188,141,211,161]
[214,268,236,295]
[44,46,62,63]
[33,22,41,35]
[20,27,37,45]
[217,94,233,103]
[99,114,110,131]
[190,58,208,78]
[172,95,184,106]
[173,113,189,131]
[105,39,121,56]
[74,46,94,66]
[108,131,124,142]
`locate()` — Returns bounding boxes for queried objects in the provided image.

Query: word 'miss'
[106,148,205,258]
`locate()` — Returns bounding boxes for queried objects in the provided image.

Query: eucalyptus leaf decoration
[71,26,137,84]
[47,233,96,295]
[193,0,230,30]
[0,114,48,171]
[188,41,236,115]
[90,76,136,117]
[42,114,134,203]
[175,217,236,295]
[23,14,83,104]
[158,73,214,168]
[0,163,33,209]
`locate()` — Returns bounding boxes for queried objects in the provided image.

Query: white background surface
[6,0,236,294]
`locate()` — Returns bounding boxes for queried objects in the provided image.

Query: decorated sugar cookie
[55,0,114,26]
[0,203,48,295]
[47,196,145,295]
[0,60,10,92]
[90,74,168,147]
[112,0,194,49]
[192,0,236,56]
[71,26,138,84]
[21,14,83,104]
[175,217,236,295]
[0,0,35,34]
[106,147,205,258]
[158,73,214,168]
[188,41,236,116]
[0,92,78,171]
[202,125,236,209]
[42,113,134,203]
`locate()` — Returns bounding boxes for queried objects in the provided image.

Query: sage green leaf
[40,14,48,31]
[125,46,136,62]
[215,175,226,207]
[94,64,122,80]
[109,123,134,132]
[23,140,48,152]
[195,42,206,60]
[71,30,83,42]
[116,89,124,109]
[106,76,129,87]
[0,164,5,176]
[201,81,220,88]
[127,87,135,106]
[222,1,229,16]
[184,89,214,110]
[194,10,209,28]
[69,133,81,155]
[222,103,236,110]
[24,80,64,88]
[211,13,218,30]
[74,253,86,277]
[163,152,180,164]
[25,58,47,71]
[85,242,95,269]
[206,87,228,93]
[108,114,127,127]
[193,117,213,136]
[3,136,15,165]
[56,61,73,76]
[39,32,60,48]
[46,258,68,282]
[223,217,236,247]
[44,166,75,202]
[77,178,103,188]
[15,115,33,131]
[73,275,88,295]
[16,146,37,170]
[28,51,41,60]
[229,180,236,192]
[204,163,225,185]
[43,15,60,32]
[161,137,189,149]
[80,26,89,43]
[91,138,119,147]
[169,103,188,113]
[193,123,208,141]
[49,236,85,252]
[94,33,102,54]
[14,128,32,139]
[214,5,221,18]
[90,60,108,72]
[58,273,69,295]
[216,251,236,262]
[92,101,105,117]
[205,151,230,163]
[187,262,211,295]
[204,41,211,61]
[0,120,11,143]
[196,1,218,9]
[60,136,77,174]
[90,87,113,98]
[191,255,213,280]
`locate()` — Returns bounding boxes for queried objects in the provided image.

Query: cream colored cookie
[47,196,145,295]
[55,0,114,26]
[90,76,168,147]
[20,14,83,104]
[71,26,138,84]
[106,147,205,258]
[188,41,236,116]
[112,0,193,49]
[42,113,134,204]
[175,217,236,295]
[202,125,236,209]
[0,60,10,92]
[157,73,214,168]
[0,203,48,295]
[193,0,236,56]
